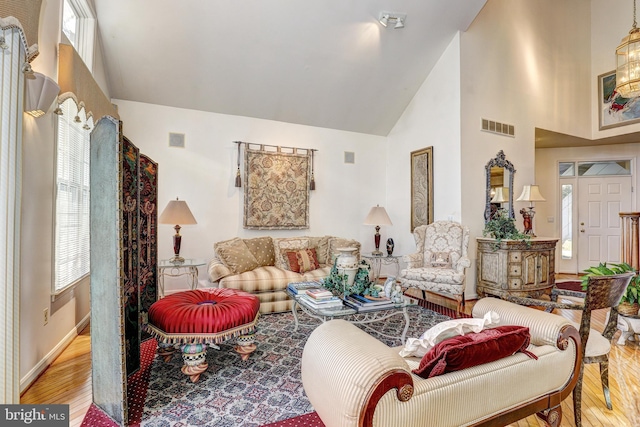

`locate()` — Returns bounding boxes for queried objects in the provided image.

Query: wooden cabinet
[476,238,558,299]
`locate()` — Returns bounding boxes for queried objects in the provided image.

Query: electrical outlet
[43,308,49,325]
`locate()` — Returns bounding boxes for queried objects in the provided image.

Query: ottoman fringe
[143,312,260,345]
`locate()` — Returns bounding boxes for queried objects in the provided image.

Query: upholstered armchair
[399,221,471,312]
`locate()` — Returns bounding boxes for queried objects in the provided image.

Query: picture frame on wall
[410,147,434,232]
[598,70,640,130]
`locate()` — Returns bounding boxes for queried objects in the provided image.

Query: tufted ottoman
[145,288,260,382]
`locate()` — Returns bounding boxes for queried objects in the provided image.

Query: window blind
[54,98,91,292]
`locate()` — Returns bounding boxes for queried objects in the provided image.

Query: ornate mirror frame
[484,150,516,222]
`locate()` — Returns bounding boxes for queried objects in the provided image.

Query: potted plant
[580,262,640,316]
[482,208,530,248]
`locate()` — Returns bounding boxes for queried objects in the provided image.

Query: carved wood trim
[358,369,413,427]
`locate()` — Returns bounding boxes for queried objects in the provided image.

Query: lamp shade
[25,72,60,117]
[159,198,197,225]
[363,205,393,226]
[516,185,546,202]
[490,187,509,203]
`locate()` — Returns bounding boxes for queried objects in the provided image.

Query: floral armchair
[399,221,471,312]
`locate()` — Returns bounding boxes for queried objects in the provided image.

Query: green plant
[580,262,639,304]
[483,208,530,247]
[321,259,378,297]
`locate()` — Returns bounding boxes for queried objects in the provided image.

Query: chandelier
[616,0,640,98]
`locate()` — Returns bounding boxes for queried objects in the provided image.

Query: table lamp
[159,197,197,263]
[363,205,393,256]
[516,185,545,236]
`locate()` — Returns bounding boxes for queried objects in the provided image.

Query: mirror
[484,150,516,222]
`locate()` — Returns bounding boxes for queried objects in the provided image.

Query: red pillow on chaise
[413,325,537,379]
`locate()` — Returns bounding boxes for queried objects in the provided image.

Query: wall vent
[481,119,515,137]
[344,151,355,164]
[168,132,185,148]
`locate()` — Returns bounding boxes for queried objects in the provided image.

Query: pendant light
[616,0,640,98]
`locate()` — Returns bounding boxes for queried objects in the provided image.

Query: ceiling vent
[481,119,515,138]
[168,132,185,148]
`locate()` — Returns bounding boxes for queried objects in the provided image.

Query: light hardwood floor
[21,282,640,427]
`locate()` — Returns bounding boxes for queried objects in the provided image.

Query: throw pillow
[413,325,537,379]
[308,235,331,264]
[286,248,320,273]
[429,252,451,268]
[399,311,500,358]
[214,237,260,274]
[273,237,310,269]
[243,236,275,267]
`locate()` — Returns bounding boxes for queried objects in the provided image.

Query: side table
[617,312,640,345]
[362,254,401,283]
[158,259,207,298]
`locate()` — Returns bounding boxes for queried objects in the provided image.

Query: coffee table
[286,288,413,344]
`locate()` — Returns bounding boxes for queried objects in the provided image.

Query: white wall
[385,33,463,258]
[19,0,107,389]
[459,0,592,295]
[113,100,387,292]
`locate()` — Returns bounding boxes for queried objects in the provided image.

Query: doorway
[559,160,633,273]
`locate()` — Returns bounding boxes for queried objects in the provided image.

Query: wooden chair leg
[573,367,584,427]
[599,360,612,410]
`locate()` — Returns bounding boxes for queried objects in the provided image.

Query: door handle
[580,229,585,232]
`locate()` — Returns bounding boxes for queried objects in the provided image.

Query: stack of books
[343,294,396,312]
[298,293,344,310]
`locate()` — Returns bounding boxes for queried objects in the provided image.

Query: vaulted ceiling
[93,0,486,136]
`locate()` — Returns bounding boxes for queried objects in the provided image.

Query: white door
[577,176,632,271]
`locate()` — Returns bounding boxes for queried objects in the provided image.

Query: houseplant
[482,208,530,248]
[580,262,640,316]
[322,258,379,298]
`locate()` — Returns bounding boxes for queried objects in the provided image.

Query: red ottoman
[145,288,260,382]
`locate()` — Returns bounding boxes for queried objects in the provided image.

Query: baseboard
[20,312,91,393]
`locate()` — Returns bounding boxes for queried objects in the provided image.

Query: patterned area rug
[140,304,452,426]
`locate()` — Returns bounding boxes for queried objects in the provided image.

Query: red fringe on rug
[262,412,325,427]
[81,338,157,427]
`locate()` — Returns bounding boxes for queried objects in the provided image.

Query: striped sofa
[208,235,360,314]
[301,298,581,427]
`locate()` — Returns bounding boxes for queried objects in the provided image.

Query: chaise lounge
[301,298,581,427]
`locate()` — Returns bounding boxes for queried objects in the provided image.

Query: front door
[577,176,632,271]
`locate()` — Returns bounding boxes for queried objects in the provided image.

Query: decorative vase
[335,247,358,287]
[618,302,640,316]
[386,238,394,256]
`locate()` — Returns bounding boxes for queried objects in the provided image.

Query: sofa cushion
[308,235,332,264]
[208,254,234,282]
[286,248,320,273]
[413,325,536,378]
[243,236,275,267]
[219,266,303,293]
[273,237,310,269]
[214,237,260,274]
[302,265,332,281]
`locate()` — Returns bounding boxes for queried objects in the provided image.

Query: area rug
[554,280,583,293]
[83,301,463,427]
[141,305,452,426]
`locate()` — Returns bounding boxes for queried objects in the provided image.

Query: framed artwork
[410,147,434,232]
[599,70,640,130]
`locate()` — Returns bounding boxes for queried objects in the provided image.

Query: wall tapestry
[410,147,434,232]
[244,148,310,229]
[599,70,640,130]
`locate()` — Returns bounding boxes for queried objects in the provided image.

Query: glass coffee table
[286,288,413,344]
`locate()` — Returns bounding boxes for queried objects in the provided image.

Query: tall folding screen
[139,154,158,318]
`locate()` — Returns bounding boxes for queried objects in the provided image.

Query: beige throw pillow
[243,236,275,267]
[214,237,260,274]
[308,235,331,264]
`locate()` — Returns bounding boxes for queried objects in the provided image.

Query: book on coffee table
[287,281,323,295]
[306,288,334,299]
[348,294,394,307]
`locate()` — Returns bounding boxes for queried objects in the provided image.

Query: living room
[3,0,640,425]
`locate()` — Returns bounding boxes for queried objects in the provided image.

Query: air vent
[344,151,355,164]
[481,119,515,137]
[168,132,185,148]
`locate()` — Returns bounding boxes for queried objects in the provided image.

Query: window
[577,160,631,176]
[61,0,95,71]
[561,184,573,259]
[54,98,93,294]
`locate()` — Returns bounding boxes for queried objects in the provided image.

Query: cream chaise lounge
[301,298,581,427]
